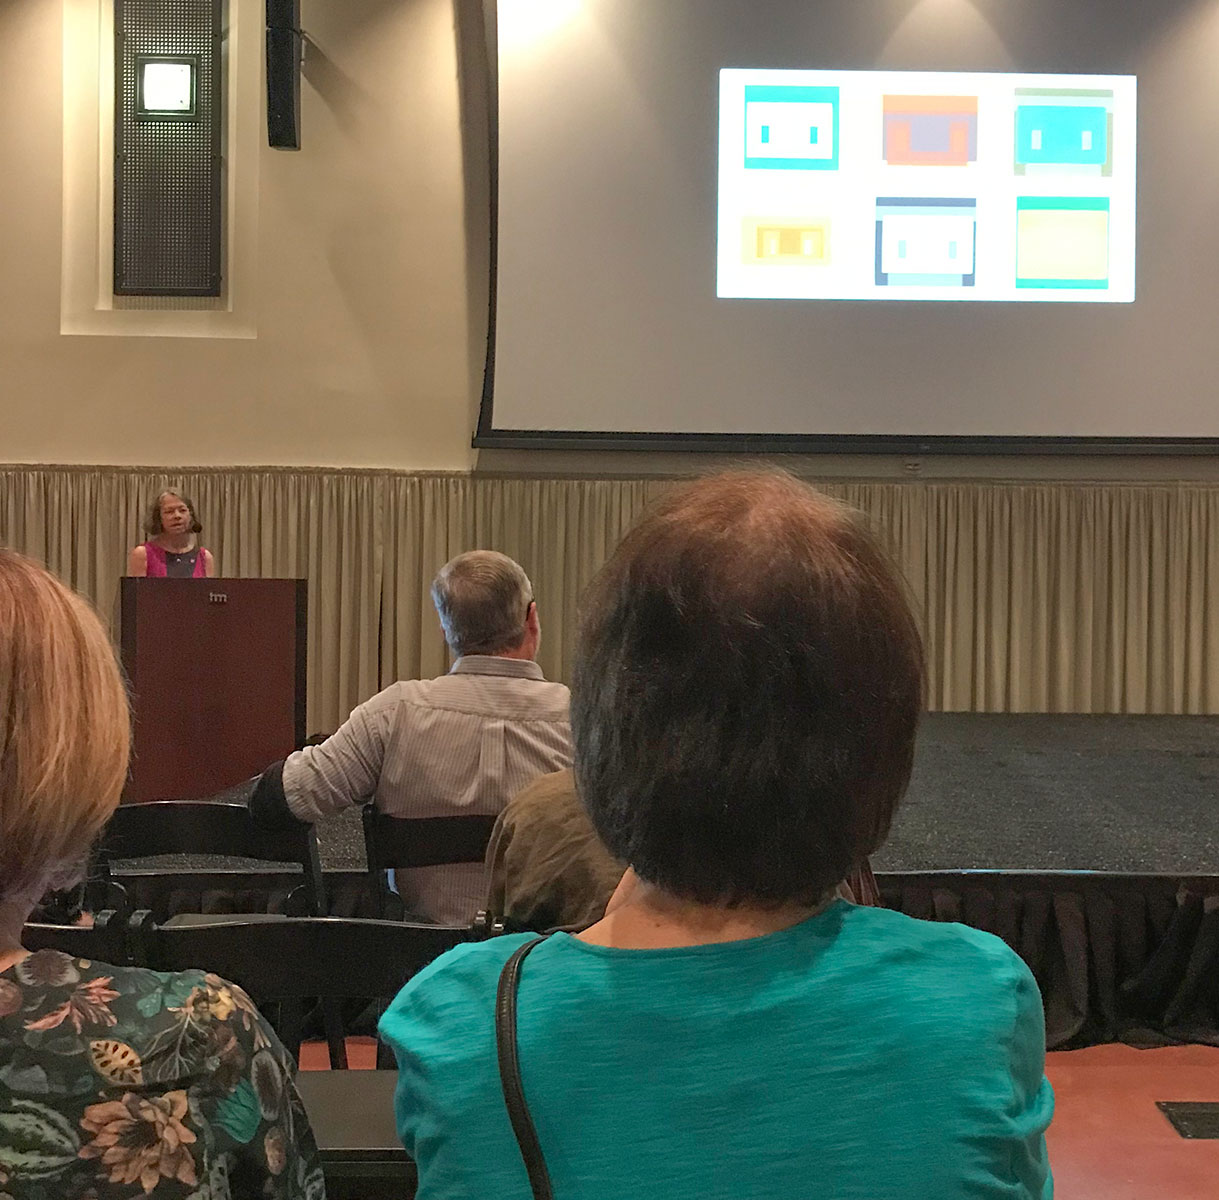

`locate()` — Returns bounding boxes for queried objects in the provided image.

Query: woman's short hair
[144,489,202,536]
[0,551,130,907]
[430,551,534,657]
[572,471,925,908]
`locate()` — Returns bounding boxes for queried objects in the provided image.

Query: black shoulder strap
[495,934,555,1200]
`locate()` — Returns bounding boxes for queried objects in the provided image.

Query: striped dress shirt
[282,655,572,924]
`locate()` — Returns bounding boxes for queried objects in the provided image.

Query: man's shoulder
[379,671,569,695]
[400,670,571,719]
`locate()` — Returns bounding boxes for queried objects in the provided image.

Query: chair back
[91,801,326,915]
[132,914,471,997]
[129,914,474,1062]
[362,807,496,870]
[361,807,497,919]
[22,911,127,965]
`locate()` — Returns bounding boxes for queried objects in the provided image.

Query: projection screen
[476,0,1219,452]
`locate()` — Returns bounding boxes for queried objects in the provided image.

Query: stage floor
[876,713,1219,875]
[146,713,1219,878]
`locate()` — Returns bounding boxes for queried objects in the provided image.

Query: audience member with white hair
[251,549,572,924]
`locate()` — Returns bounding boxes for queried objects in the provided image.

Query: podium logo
[208,592,229,604]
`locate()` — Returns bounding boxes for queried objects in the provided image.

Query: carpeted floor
[877,713,1219,874]
[135,713,1219,876]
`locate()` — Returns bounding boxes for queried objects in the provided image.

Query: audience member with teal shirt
[381,471,1054,1200]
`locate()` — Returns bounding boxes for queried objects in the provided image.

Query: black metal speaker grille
[115,0,223,296]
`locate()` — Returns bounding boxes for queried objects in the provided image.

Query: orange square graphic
[883,95,978,166]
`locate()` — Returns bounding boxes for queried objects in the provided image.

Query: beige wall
[0,0,1216,482]
[1,1,1216,717]
[1,0,479,471]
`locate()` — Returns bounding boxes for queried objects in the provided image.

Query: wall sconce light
[136,55,199,119]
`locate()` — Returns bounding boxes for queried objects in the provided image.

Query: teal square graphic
[744,85,839,171]
[1016,105,1108,166]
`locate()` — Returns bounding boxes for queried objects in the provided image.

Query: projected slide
[718,70,1136,303]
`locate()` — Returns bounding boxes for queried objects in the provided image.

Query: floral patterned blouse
[0,950,325,1199]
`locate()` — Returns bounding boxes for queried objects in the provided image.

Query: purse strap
[496,934,555,1200]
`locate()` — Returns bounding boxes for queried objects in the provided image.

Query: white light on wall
[498,0,583,53]
[138,59,196,115]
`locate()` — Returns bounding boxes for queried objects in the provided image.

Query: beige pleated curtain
[2,465,1216,728]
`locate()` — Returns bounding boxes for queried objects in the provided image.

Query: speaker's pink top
[143,541,209,578]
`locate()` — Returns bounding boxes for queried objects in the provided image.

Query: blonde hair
[0,551,130,906]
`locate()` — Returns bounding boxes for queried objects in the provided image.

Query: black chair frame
[88,800,344,1066]
[128,913,474,1066]
[22,910,126,965]
[361,806,497,920]
[90,800,327,918]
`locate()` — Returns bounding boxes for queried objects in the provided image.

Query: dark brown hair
[571,470,925,907]
[144,489,203,537]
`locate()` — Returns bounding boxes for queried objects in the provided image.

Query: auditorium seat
[361,806,497,919]
[90,800,328,917]
[87,800,349,1063]
[21,910,126,964]
[127,913,476,1067]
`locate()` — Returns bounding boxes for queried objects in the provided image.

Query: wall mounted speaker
[114,0,223,294]
[266,0,301,150]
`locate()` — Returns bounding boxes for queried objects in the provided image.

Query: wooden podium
[121,578,307,802]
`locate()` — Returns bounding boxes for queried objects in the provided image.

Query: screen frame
[471,0,1219,456]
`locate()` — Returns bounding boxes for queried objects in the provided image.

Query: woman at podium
[127,489,215,578]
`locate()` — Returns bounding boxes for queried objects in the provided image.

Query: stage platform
[125,712,1219,875]
[884,713,1219,874]
[111,713,1219,1049]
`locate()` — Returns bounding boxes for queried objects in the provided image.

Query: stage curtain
[2,466,1217,726]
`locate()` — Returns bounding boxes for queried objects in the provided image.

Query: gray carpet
[876,713,1219,874]
[129,714,1219,877]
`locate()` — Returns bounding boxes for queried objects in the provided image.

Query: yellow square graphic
[1017,209,1108,281]
[743,218,831,266]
